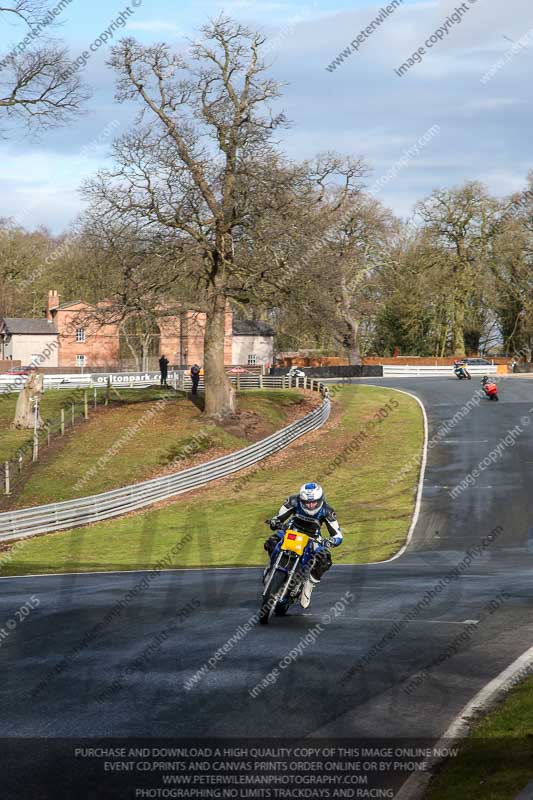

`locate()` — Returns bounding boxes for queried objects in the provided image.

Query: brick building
[1,291,273,370]
[46,291,120,368]
[43,291,269,369]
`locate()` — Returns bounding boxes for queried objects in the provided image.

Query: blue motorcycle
[454,363,471,380]
[259,515,328,625]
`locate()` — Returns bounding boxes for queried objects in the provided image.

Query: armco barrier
[0,383,331,542]
[269,366,383,378]
[382,365,498,377]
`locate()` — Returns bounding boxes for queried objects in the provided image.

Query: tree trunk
[121,330,141,371]
[204,292,235,417]
[338,278,362,366]
[345,317,362,365]
[141,333,151,372]
[451,299,466,355]
[13,373,43,429]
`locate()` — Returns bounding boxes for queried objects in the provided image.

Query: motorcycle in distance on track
[259,515,332,625]
[481,376,499,401]
[453,361,471,380]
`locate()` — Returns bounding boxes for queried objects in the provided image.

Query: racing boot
[300,576,320,609]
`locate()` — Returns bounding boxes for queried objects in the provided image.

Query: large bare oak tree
[84,16,365,415]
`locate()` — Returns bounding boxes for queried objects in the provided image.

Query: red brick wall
[278,356,350,367]
[53,303,120,368]
[0,360,21,371]
[362,356,510,365]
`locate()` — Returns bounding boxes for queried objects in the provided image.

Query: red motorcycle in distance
[481,376,499,401]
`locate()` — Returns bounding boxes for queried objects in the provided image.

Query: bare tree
[415,182,499,355]
[84,16,365,415]
[322,194,397,364]
[0,0,88,131]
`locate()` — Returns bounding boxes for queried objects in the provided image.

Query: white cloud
[3,0,533,231]
[466,97,518,111]
[126,19,184,33]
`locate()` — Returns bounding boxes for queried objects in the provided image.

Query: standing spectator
[191,363,201,395]
[510,358,518,373]
[159,354,169,387]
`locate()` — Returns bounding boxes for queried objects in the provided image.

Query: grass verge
[426,676,533,800]
[0,389,306,508]
[0,385,424,576]
[0,387,175,463]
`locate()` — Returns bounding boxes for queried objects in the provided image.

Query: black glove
[268,517,281,530]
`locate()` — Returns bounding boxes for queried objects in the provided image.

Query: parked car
[464,358,492,366]
[5,366,31,376]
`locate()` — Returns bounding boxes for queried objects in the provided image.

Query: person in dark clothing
[190,364,201,395]
[159,355,169,386]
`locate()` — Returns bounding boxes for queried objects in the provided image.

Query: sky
[0,0,532,232]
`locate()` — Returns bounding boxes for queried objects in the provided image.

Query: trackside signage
[92,372,178,385]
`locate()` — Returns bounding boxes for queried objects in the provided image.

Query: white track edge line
[361,384,429,565]
[395,644,533,799]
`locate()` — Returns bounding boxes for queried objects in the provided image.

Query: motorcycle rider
[264,482,343,608]
[481,375,498,399]
[454,360,471,380]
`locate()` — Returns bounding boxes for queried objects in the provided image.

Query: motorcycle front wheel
[259,569,287,625]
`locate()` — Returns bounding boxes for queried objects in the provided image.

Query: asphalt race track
[1,377,533,797]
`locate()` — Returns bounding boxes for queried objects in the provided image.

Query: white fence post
[4,462,9,496]
[32,398,40,462]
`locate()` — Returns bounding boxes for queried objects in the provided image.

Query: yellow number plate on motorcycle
[281,530,310,556]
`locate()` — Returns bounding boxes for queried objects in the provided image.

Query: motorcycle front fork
[263,551,283,594]
[263,552,302,604]
[277,558,301,605]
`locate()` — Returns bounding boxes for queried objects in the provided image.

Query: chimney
[46,289,60,320]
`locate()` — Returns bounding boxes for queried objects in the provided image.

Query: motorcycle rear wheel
[259,569,287,625]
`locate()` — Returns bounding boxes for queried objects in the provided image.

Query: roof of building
[232,319,275,337]
[1,318,58,335]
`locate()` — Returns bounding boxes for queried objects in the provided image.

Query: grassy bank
[1,389,307,508]
[0,386,172,463]
[0,385,424,576]
[426,676,533,800]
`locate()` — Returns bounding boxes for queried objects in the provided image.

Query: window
[247,354,257,366]
[76,355,86,367]
[75,328,86,343]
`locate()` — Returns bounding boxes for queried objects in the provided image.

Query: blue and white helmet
[299,482,324,516]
